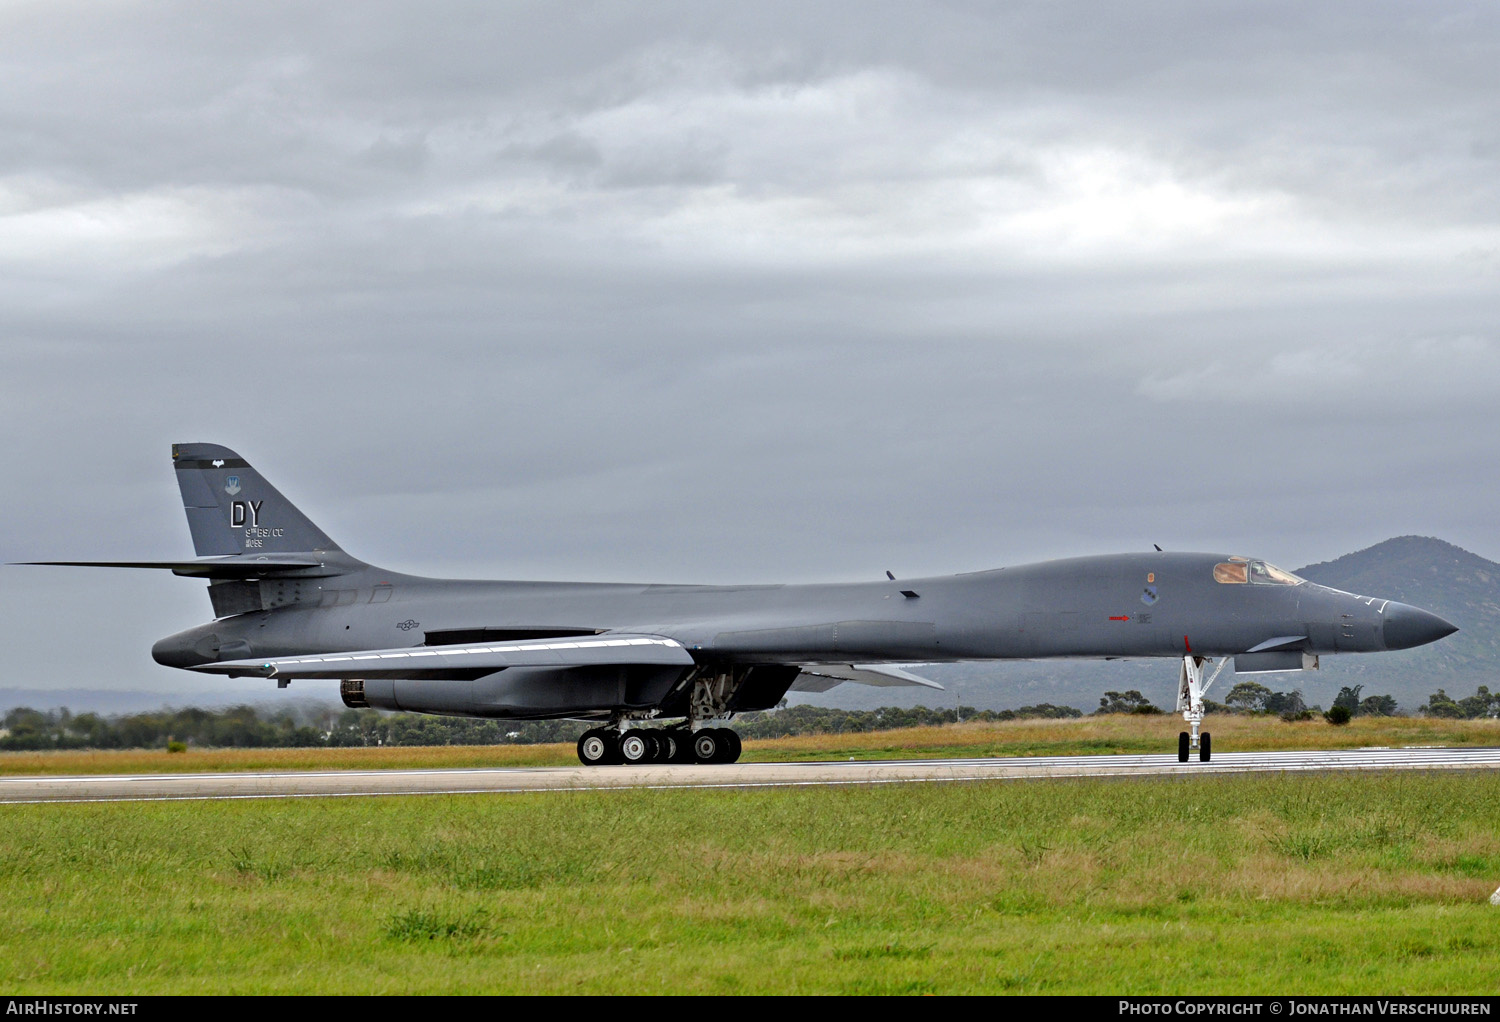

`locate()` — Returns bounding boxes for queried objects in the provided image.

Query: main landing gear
[1175,655,1227,763]
[575,671,752,766]
[575,726,742,766]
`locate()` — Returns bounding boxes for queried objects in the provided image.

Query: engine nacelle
[1233,651,1320,674]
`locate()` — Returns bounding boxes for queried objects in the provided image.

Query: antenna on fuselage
[886,570,895,580]
[1153,544,1163,552]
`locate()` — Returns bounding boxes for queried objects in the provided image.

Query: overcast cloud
[2,1,1498,699]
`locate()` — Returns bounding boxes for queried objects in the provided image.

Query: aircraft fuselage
[151,551,1443,670]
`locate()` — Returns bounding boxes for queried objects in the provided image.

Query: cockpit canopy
[1213,556,1303,586]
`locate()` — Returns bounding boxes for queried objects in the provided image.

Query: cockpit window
[1249,561,1303,585]
[1214,562,1248,584]
[1214,560,1304,585]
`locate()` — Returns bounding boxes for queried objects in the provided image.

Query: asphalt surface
[2,746,1498,803]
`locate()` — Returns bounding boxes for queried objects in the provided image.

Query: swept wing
[791,663,943,692]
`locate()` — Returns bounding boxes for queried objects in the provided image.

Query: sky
[2,1,1498,701]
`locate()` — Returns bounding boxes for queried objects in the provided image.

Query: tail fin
[173,443,344,557]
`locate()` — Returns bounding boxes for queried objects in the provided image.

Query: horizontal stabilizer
[791,663,943,693]
[14,555,333,578]
[191,634,695,680]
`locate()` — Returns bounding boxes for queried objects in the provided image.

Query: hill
[1292,536,1500,706]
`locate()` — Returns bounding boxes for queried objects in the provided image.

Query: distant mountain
[1292,536,1500,705]
[0,689,216,716]
[794,537,1495,714]
[0,689,335,717]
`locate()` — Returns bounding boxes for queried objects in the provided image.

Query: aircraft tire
[647,731,667,762]
[721,728,742,763]
[578,729,617,767]
[1177,732,1189,763]
[1200,733,1211,762]
[691,729,721,763]
[669,731,695,763]
[619,731,650,764]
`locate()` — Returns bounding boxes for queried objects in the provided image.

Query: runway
[3,746,1499,803]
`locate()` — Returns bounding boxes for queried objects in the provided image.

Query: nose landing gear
[1176,655,1226,763]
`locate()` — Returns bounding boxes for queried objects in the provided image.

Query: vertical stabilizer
[172,443,344,557]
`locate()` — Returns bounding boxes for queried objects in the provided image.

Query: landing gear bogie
[575,725,742,765]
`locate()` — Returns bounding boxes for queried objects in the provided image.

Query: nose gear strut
[1176,655,1227,763]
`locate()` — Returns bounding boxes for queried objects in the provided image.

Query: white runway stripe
[1,746,1498,803]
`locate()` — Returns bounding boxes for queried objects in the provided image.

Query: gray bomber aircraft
[25,444,1457,765]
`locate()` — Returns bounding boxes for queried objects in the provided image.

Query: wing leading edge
[192,634,695,680]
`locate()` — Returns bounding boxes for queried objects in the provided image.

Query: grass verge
[2,771,1498,993]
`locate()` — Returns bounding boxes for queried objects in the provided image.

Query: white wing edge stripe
[262,637,679,667]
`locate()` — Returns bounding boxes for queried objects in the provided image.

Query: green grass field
[3,769,1499,994]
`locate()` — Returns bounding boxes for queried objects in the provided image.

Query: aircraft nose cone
[1382,602,1458,650]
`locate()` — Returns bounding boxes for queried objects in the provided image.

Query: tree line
[0,701,1082,751]
[0,704,586,752]
[732,702,1081,739]
[1207,681,1497,720]
[1,684,1493,751]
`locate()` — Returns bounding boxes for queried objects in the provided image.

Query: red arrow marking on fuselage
[1109,615,1130,621]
